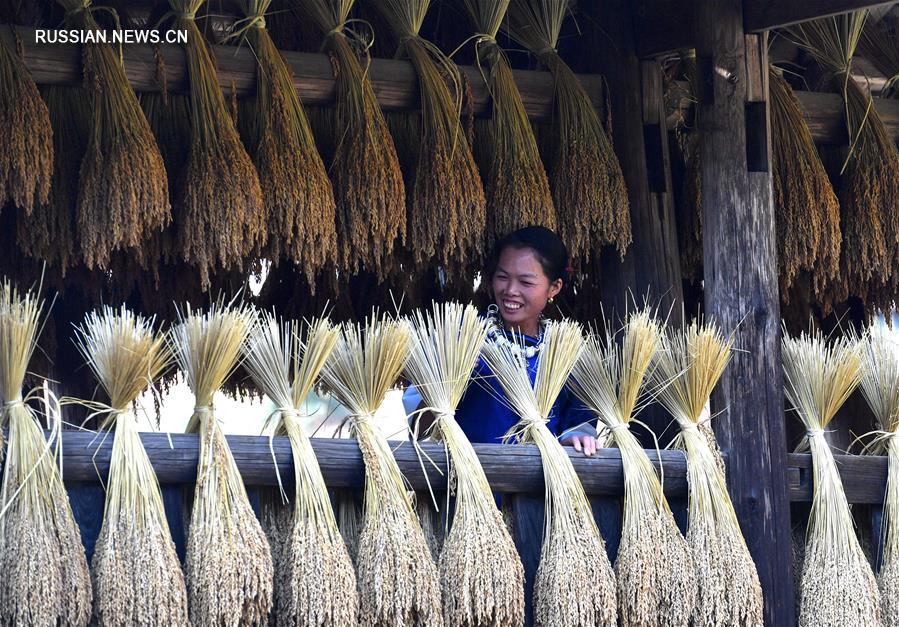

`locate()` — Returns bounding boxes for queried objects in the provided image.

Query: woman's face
[491,246,562,335]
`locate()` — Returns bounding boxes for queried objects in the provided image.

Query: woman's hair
[488,226,569,283]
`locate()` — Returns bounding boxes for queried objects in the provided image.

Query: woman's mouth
[501,299,524,313]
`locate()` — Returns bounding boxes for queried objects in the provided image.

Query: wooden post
[694,2,795,623]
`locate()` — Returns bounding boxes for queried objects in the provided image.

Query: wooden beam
[635,0,894,57]
[1,24,602,122]
[787,453,887,504]
[695,4,795,623]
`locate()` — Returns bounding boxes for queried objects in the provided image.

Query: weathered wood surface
[635,0,894,57]
[0,24,602,122]
[695,4,795,622]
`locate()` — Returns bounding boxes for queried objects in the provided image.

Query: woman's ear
[548,279,563,300]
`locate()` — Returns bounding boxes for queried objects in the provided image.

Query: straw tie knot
[608,423,629,433]
[806,428,826,439]
[66,0,92,17]
[194,404,213,414]
[536,45,556,56]
[3,398,24,410]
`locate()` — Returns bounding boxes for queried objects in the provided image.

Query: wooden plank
[0,24,602,123]
[694,4,795,624]
[743,0,897,32]
[787,452,888,504]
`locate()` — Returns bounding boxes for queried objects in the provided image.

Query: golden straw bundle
[318,314,443,626]
[374,1,487,271]
[169,301,273,625]
[569,311,696,627]
[505,0,630,259]
[782,330,881,626]
[482,319,617,626]
[769,66,841,301]
[72,306,188,626]
[787,12,899,301]
[234,0,337,282]
[0,280,91,626]
[168,0,265,288]
[298,0,406,276]
[242,312,358,626]
[462,0,556,238]
[856,326,899,625]
[404,302,524,627]
[653,320,763,626]
[0,24,52,214]
[57,0,169,269]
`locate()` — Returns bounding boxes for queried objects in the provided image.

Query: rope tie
[806,428,826,438]
[194,405,213,414]
[608,422,629,432]
[3,399,24,410]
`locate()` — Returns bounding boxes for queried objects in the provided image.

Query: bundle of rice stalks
[404,302,524,627]
[373,0,486,271]
[505,0,630,259]
[482,319,617,626]
[233,0,337,283]
[169,300,273,625]
[787,12,899,302]
[0,279,91,625]
[57,0,169,269]
[861,14,899,99]
[0,24,52,214]
[336,489,363,561]
[318,313,443,626]
[782,330,880,625]
[769,66,841,301]
[298,0,406,276]
[569,311,696,626]
[856,325,899,624]
[167,0,265,288]
[653,320,763,626]
[242,312,358,626]
[72,306,188,626]
[461,0,555,238]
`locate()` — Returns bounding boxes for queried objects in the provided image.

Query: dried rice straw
[167,0,265,288]
[298,0,406,276]
[374,0,487,271]
[233,1,337,282]
[569,311,696,627]
[72,306,188,626]
[482,319,616,626]
[787,12,899,304]
[782,330,880,626]
[504,0,630,259]
[242,312,358,626]
[0,279,91,625]
[653,320,763,626]
[461,0,556,238]
[856,325,899,625]
[404,301,524,626]
[0,24,52,214]
[169,300,273,625]
[769,65,841,301]
[57,0,170,269]
[318,313,443,626]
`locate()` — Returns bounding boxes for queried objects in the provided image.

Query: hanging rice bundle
[769,66,841,301]
[318,313,443,626]
[787,12,899,302]
[233,0,337,282]
[336,490,363,561]
[0,24,52,214]
[373,1,486,271]
[404,302,524,627]
[56,0,169,269]
[862,14,899,98]
[169,301,273,626]
[782,330,880,626]
[504,0,630,259]
[569,311,696,627]
[482,319,617,626]
[298,0,406,276]
[856,325,899,624]
[653,320,763,626]
[0,279,91,626]
[167,0,265,288]
[72,306,188,626]
[242,312,358,626]
[461,0,555,238]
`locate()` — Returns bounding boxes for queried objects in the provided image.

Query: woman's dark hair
[488,226,569,283]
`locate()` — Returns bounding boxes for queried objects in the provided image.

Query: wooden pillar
[694,2,795,623]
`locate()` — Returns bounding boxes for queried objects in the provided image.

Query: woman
[404,226,599,455]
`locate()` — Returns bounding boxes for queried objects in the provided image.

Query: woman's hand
[562,434,598,456]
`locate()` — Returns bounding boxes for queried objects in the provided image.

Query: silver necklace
[485,304,547,362]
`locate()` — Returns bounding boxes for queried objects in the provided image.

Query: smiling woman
[404,226,597,454]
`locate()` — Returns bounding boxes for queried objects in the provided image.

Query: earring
[548,297,554,303]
